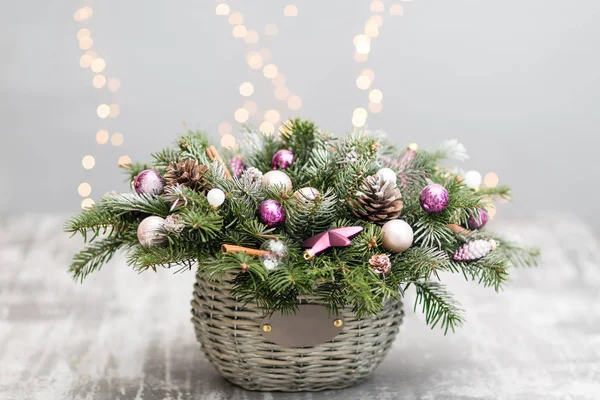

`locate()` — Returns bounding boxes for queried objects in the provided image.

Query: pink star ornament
[302,226,364,260]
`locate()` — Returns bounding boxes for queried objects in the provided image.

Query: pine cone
[350,174,403,225]
[453,239,497,262]
[369,254,392,275]
[164,159,208,192]
[239,167,263,192]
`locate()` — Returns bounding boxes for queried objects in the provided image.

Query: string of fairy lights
[214,2,302,151]
[74,3,128,209]
[72,2,500,212]
[351,1,409,128]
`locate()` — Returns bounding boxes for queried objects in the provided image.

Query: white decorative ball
[381,219,414,253]
[206,188,226,207]
[377,167,397,185]
[262,170,293,192]
[464,170,482,189]
[137,216,167,248]
[294,187,320,202]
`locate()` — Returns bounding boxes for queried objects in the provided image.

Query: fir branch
[65,203,131,242]
[412,281,464,334]
[102,193,171,217]
[69,236,128,282]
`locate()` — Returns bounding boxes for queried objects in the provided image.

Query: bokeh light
[111,132,124,146]
[78,182,92,197]
[82,155,96,169]
[218,122,232,136]
[96,129,109,144]
[239,82,254,97]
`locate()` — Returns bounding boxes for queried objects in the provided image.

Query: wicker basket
[191,272,404,392]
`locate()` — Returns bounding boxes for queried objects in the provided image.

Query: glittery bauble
[262,170,293,192]
[259,239,289,270]
[229,156,246,177]
[294,187,320,203]
[137,216,167,248]
[258,199,286,227]
[419,184,449,214]
[381,219,414,253]
[206,188,226,208]
[134,170,164,195]
[377,168,397,185]
[272,149,295,170]
[467,209,489,230]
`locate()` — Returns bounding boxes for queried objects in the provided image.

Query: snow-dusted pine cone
[369,254,392,275]
[229,156,246,178]
[350,174,403,225]
[453,239,497,262]
[164,159,209,192]
[239,167,263,192]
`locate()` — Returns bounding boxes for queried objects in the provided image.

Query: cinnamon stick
[222,244,270,257]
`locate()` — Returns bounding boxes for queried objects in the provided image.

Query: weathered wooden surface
[0,214,598,399]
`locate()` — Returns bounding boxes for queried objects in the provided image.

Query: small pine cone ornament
[164,159,208,192]
[350,174,403,225]
[369,254,392,276]
[229,156,246,178]
[453,239,497,262]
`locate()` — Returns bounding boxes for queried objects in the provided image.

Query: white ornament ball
[294,187,320,202]
[137,216,168,248]
[206,188,226,207]
[464,170,482,189]
[262,170,293,192]
[381,219,414,253]
[377,168,397,185]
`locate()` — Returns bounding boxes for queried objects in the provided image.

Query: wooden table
[0,214,598,399]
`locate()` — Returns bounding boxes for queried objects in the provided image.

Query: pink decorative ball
[258,199,286,227]
[468,209,489,230]
[419,184,449,214]
[134,170,164,195]
[272,149,295,170]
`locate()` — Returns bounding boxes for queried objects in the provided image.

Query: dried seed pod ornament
[453,239,497,262]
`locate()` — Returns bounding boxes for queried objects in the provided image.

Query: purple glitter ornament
[419,184,449,214]
[272,149,295,170]
[229,156,246,177]
[258,199,286,227]
[467,208,489,230]
[134,170,165,195]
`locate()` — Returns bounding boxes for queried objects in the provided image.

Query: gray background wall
[1,0,599,230]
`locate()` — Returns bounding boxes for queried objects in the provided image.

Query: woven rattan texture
[191,273,404,392]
